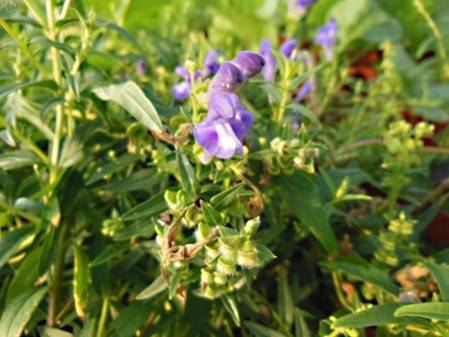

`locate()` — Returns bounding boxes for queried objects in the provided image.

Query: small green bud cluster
[263,136,320,175]
[374,212,417,267]
[382,120,434,189]
[199,217,273,299]
[101,209,124,237]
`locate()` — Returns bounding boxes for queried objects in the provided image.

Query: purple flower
[172,81,191,101]
[193,91,253,162]
[295,81,312,102]
[209,62,244,93]
[136,58,147,76]
[296,0,316,11]
[315,19,338,61]
[260,39,277,81]
[232,51,265,80]
[172,66,201,100]
[203,50,220,77]
[280,39,297,59]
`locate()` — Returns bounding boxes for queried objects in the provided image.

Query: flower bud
[209,62,244,92]
[232,51,265,79]
[243,217,261,237]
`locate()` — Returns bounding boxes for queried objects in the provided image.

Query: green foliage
[0,0,449,336]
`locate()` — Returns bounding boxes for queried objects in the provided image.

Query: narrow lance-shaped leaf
[426,262,449,302]
[0,287,47,337]
[334,303,430,328]
[222,295,241,326]
[136,275,167,300]
[394,303,449,321]
[0,226,35,270]
[73,245,91,319]
[93,81,164,133]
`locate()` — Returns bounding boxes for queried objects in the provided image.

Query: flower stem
[96,296,109,337]
[46,0,64,184]
[47,223,68,326]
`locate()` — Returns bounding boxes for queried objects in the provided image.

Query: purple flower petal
[280,39,297,59]
[260,39,277,81]
[193,119,243,159]
[175,66,190,81]
[207,91,239,121]
[315,19,338,61]
[295,81,312,102]
[296,0,316,11]
[203,50,220,77]
[232,51,265,79]
[209,62,244,92]
[172,81,191,100]
[136,58,147,76]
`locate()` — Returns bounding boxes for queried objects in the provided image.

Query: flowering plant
[0,0,449,336]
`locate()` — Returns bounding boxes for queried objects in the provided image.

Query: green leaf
[0,226,34,270]
[211,183,245,209]
[294,308,311,337]
[121,192,167,221]
[177,152,197,196]
[73,246,90,319]
[41,327,73,337]
[245,321,287,337]
[90,243,128,267]
[0,287,47,337]
[322,255,399,295]
[202,202,222,227]
[136,275,167,300]
[86,154,140,186]
[92,81,164,133]
[99,169,163,193]
[38,227,57,275]
[426,262,449,302]
[6,246,41,302]
[221,295,241,326]
[335,303,428,328]
[278,269,294,326]
[108,301,154,337]
[394,303,449,321]
[0,150,38,171]
[276,173,338,253]
[0,80,56,100]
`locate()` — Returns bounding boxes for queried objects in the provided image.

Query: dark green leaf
[335,303,428,328]
[0,226,34,270]
[136,275,167,300]
[0,287,47,337]
[222,295,241,326]
[394,303,449,321]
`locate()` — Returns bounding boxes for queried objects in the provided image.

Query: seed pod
[216,256,236,275]
[237,240,260,268]
[218,236,240,261]
[164,190,178,210]
[201,268,214,285]
[214,272,227,285]
[243,217,261,237]
[205,246,219,260]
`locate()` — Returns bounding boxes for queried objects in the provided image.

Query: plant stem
[96,297,109,337]
[46,0,64,184]
[275,62,291,126]
[47,223,68,326]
